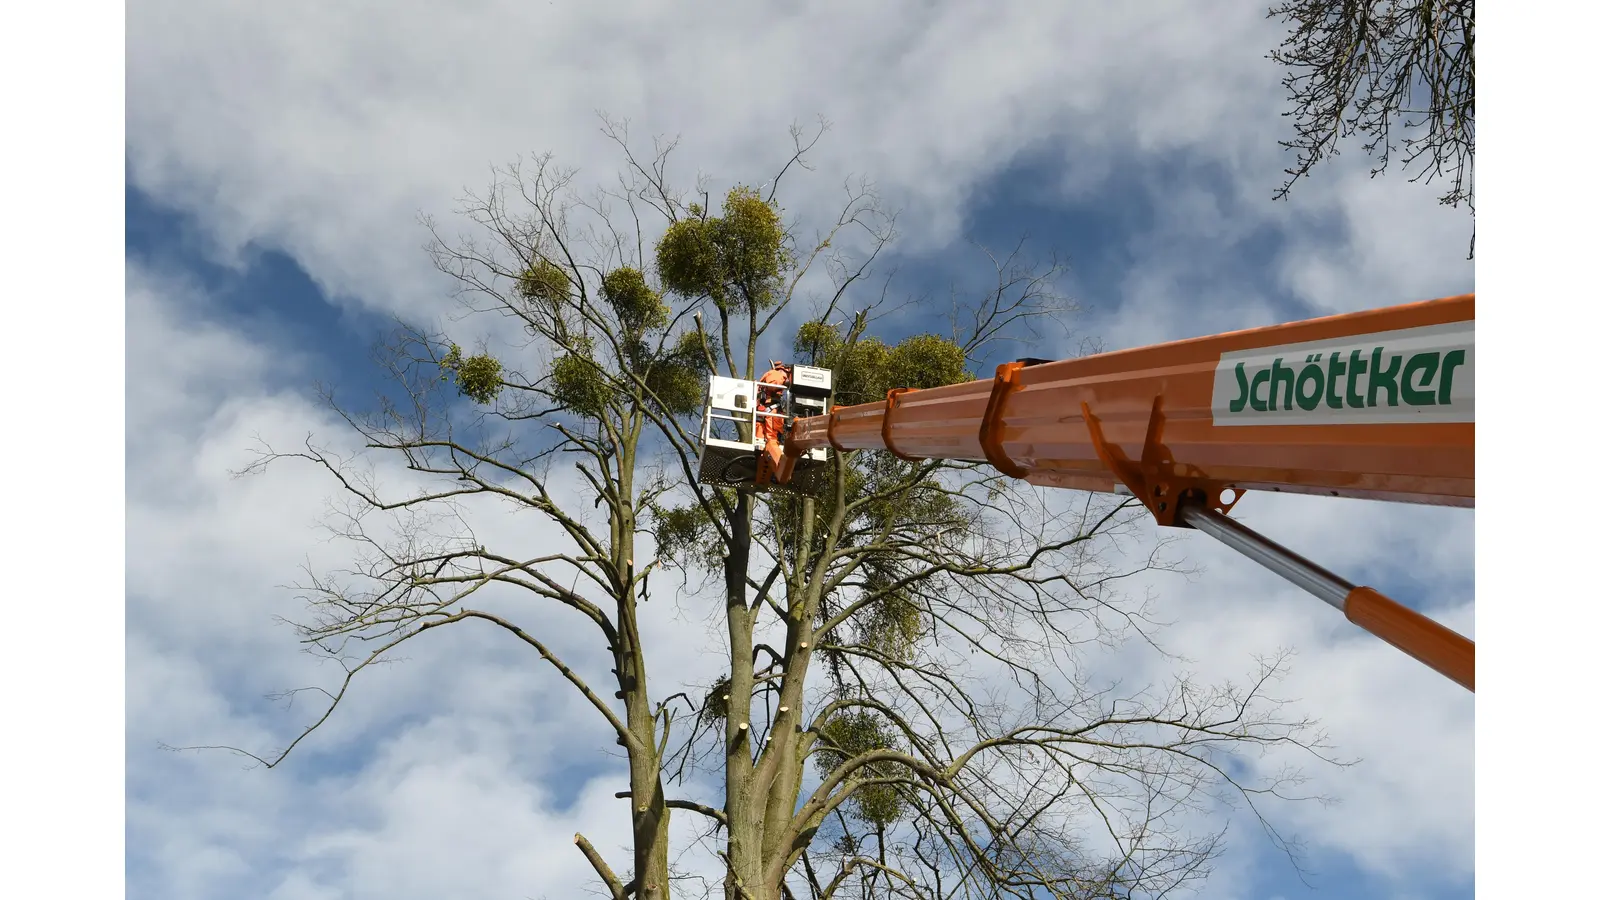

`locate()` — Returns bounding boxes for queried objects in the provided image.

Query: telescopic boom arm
[767,294,1475,690]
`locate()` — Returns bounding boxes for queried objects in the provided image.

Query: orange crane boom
[768,294,1474,690]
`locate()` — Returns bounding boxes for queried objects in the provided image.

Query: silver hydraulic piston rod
[1180,506,1474,692]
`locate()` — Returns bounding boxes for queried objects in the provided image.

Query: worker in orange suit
[756,360,791,447]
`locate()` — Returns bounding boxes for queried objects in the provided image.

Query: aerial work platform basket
[697,365,834,497]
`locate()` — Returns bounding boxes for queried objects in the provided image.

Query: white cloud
[1065,490,1474,885]
[1278,172,1476,316]
[126,259,732,898]
[126,2,1310,319]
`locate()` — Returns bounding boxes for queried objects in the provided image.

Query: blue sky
[107,3,1492,898]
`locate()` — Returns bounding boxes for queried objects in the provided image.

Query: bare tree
[1267,0,1474,252]
[181,118,1339,899]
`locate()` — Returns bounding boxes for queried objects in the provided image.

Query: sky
[122,3,1472,898]
[16,2,1598,898]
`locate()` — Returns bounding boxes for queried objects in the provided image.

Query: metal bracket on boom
[977,357,1060,479]
[1080,396,1474,692]
[824,408,846,453]
[979,362,1029,479]
[881,388,924,463]
[1080,396,1244,528]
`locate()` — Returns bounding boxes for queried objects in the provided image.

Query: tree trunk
[722,493,771,900]
[629,748,672,898]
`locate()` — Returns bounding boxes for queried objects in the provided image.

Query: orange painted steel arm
[776,294,1475,691]
[781,294,1474,509]
[1345,587,1474,691]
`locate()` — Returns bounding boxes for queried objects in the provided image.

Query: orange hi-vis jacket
[756,366,789,444]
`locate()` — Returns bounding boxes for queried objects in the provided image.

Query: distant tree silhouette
[1268,0,1474,253]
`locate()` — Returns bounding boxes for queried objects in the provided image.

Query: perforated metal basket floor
[697,444,831,497]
